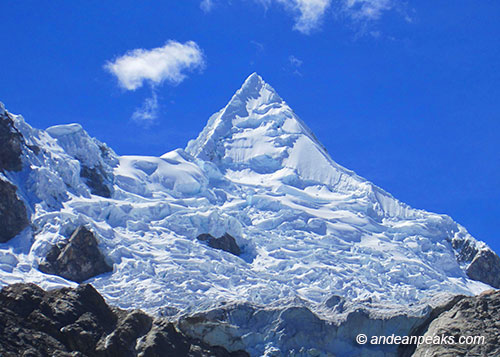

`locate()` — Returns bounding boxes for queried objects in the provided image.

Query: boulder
[197,233,241,256]
[38,226,113,283]
[0,179,29,243]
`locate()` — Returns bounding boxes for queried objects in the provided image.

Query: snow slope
[0,75,493,353]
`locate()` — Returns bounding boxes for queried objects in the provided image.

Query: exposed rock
[400,290,500,357]
[0,283,249,357]
[95,310,152,357]
[452,237,479,264]
[80,164,112,198]
[136,319,249,357]
[38,226,113,283]
[0,178,29,243]
[197,233,241,256]
[0,109,23,172]
[451,237,500,289]
[0,283,114,357]
[466,249,500,289]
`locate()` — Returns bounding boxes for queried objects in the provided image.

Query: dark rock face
[0,283,115,357]
[38,226,113,283]
[400,290,500,357]
[80,164,112,198]
[466,250,500,289]
[0,179,29,243]
[452,238,500,289]
[0,283,247,357]
[452,238,478,264]
[197,233,241,256]
[0,110,23,172]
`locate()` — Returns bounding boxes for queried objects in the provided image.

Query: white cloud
[277,0,331,34]
[105,40,205,90]
[202,0,403,34]
[289,55,303,67]
[274,0,398,33]
[342,0,394,21]
[200,0,214,13]
[132,92,159,125]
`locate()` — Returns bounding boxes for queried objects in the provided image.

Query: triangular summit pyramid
[186,73,360,192]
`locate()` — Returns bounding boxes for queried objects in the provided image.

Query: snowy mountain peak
[186,73,370,201]
[187,74,334,179]
[232,72,283,107]
[186,73,287,162]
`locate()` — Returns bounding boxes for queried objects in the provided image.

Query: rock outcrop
[0,179,29,243]
[0,283,248,357]
[38,226,113,283]
[399,291,500,357]
[197,233,241,256]
[80,164,112,198]
[452,237,500,289]
[466,250,500,289]
[0,107,23,172]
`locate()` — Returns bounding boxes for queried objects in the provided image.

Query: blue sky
[1,1,499,252]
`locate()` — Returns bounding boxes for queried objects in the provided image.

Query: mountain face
[0,75,498,356]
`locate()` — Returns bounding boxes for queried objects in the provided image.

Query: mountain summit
[0,75,499,355]
[187,73,370,194]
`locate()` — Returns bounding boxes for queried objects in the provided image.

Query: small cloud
[289,55,303,67]
[276,0,331,34]
[248,0,408,35]
[132,92,159,126]
[251,40,265,53]
[342,0,394,21]
[287,55,303,76]
[105,40,205,91]
[105,40,205,126]
[200,0,214,13]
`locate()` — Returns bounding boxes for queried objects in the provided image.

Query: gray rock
[0,109,23,172]
[0,283,246,357]
[197,233,241,256]
[0,178,29,243]
[451,237,500,289]
[405,290,500,357]
[38,226,113,283]
[95,310,152,357]
[466,249,500,289]
[80,164,112,198]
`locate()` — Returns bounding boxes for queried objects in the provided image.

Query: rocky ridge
[399,290,500,357]
[0,283,249,357]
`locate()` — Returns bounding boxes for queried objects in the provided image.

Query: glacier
[0,74,495,356]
